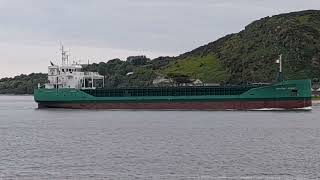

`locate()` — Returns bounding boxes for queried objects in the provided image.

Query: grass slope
[162,55,227,83]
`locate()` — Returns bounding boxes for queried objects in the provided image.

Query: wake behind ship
[34,47,312,110]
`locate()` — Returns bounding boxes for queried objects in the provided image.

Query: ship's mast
[60,44,68,66]
[279,54,282,73]
[277,54,284,82]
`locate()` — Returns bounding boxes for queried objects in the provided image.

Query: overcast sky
[0,0,319,77]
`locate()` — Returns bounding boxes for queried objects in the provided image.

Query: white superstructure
[44,45,104,89]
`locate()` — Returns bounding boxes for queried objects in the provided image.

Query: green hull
[34,79,312,110]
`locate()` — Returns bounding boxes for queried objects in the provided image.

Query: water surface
[0,96,319,179]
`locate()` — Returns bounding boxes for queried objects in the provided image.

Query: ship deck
[81,86,262,97]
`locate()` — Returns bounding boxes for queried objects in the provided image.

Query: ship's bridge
[46,63,104,89]
[43,46,104,90]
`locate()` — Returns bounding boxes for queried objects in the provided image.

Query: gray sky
[0,0,319,77]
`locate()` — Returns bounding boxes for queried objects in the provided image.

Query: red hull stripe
[38,100,312,110]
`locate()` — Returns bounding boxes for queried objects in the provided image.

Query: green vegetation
[162,54,227,83]
[1,10,320,94]
[0,73,47,94]
[175,10,320,84]
[83,59,157,88]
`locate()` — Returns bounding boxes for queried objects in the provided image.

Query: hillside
[1,10,320,94]
[166,10,320,84]
[0,73,47,94]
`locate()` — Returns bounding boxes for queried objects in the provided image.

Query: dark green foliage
[84,59,157,88]
[126,56,151,66]
[151,56,173,69]
[176,10,320,83]
[0,73,47,94]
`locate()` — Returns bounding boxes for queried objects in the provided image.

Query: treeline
[0,56,173,94]
[0,73,47,94]
[83,57,159,88]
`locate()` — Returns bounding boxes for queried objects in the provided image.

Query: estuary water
[0,96,320,180]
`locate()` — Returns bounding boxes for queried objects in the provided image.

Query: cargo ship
[34,47,312,110]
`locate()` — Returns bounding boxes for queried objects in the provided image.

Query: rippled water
[0,96,320,179]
